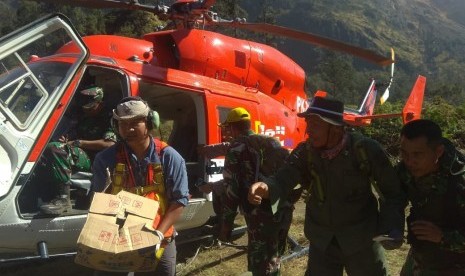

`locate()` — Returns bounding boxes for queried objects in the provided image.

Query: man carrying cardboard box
[90,96,189,275]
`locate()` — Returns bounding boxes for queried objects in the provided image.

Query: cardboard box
[75,191,161,272]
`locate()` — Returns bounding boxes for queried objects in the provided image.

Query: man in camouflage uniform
[398,119,465,275]
[248,96,405,276]
[218,107,293,276]
[39,87,117,215]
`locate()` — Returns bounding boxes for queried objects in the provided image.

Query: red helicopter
[0,0,424,266]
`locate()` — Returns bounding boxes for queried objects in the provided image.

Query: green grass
[177,199,410,276]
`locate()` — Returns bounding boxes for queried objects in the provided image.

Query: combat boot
[40,184,72,215]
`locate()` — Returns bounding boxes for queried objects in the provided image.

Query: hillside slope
[1,0,463,98]
[254,0,465,88]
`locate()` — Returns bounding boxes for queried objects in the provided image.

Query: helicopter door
[204,95,259,191]
[0,14,89,198]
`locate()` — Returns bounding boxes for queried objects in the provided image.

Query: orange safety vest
[112,138,174,238]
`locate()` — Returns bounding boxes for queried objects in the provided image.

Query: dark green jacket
[399,138,465,269]
[268,131,405,255]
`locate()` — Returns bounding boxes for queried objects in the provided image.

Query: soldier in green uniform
[218,107,294,276]
[398,119,465,275]
[39,87,117,215]
[248,96,405,276]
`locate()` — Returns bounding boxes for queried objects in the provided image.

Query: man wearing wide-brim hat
[248,96,406,275]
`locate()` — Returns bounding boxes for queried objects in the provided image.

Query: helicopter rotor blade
[213,21,393,66]
[34,0,392,66]
[33,0,167,14]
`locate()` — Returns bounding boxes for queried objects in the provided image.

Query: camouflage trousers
[400,248,465,276]
[244,207,293,276]
[39,142,91,187]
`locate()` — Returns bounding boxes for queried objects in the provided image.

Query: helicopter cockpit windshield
[0,61,71,126]
[0,19,87,130]
[0,14,88,200]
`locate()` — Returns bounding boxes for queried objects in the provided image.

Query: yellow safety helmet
[220,107,251,126]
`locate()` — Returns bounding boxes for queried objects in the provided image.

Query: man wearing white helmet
[91,96,189,275]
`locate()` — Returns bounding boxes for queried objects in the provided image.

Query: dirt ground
[0,199,408,275]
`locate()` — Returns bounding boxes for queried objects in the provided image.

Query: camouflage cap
[79,86,104,108]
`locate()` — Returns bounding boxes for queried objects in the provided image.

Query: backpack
[352,135,385,202]
[307,132,384,204]
[236,134,299,211]
[237,134,290,181]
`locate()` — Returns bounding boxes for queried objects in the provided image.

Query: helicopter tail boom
[348,75,426,124]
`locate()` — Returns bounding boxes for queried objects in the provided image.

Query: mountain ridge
[258,0,465,91]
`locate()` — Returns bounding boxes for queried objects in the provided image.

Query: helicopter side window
[218,107,232,142]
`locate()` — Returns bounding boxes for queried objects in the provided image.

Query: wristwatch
[72,139,81,147]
